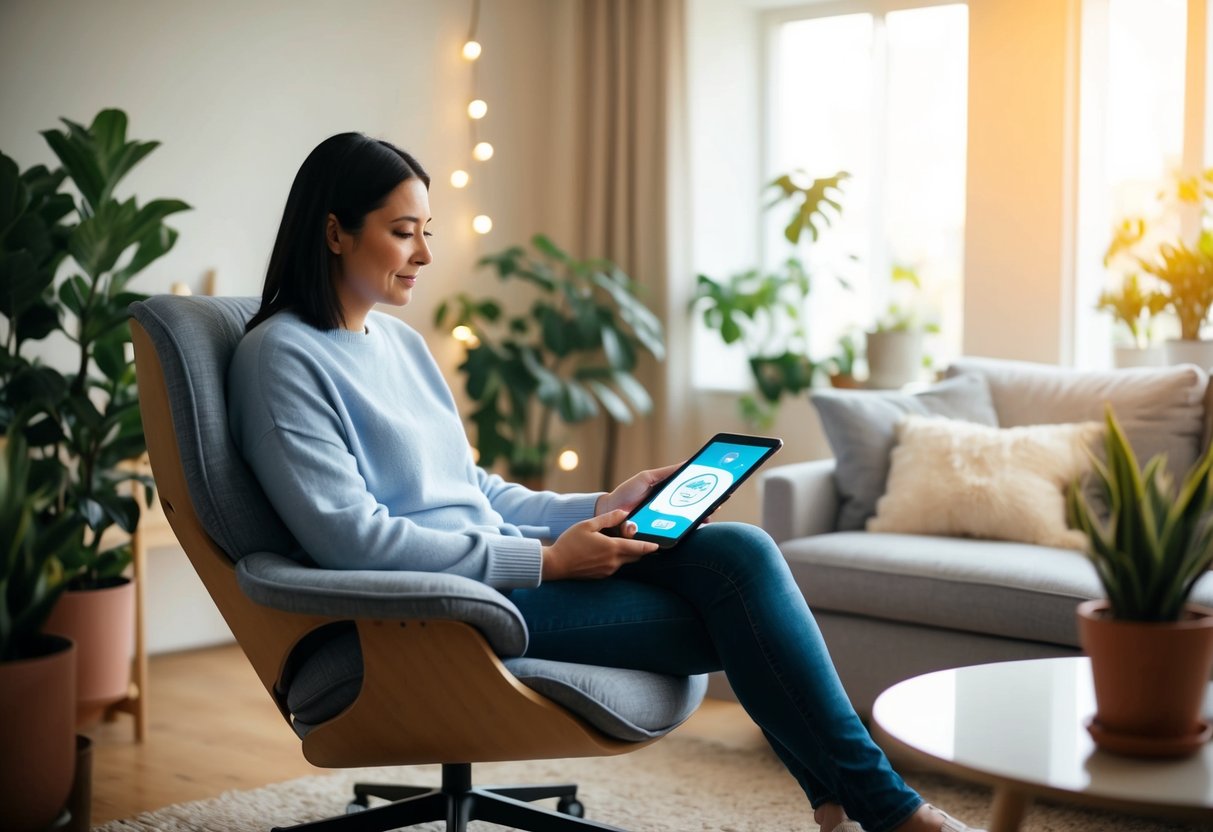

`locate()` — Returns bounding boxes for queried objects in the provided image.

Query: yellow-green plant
[1096,273,1168,348]
[1068,406,1213,622]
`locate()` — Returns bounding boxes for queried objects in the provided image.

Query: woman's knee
[682,522,785,571]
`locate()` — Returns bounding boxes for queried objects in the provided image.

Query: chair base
[270,762,629,832]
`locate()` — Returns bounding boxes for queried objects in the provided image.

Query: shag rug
[94,734,1204,832]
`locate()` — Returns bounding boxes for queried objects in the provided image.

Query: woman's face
[327,177,433,329]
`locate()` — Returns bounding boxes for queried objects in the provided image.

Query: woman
[227,132,983,832]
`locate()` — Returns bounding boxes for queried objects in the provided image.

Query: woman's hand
[595,463,682,516]
[541,509,659,581]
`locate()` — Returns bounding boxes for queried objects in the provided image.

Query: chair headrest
[129,295,297,562]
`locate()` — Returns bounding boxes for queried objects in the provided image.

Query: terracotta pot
[1077,599,1213,756]
[829,373,863,389]
[0,634,77,832]
[44,578,135,726]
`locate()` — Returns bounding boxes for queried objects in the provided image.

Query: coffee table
[870,657,1213,831]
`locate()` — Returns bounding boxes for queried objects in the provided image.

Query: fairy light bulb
[472,215,493,234]
[450,169,470,188]
[467,99,488,120]
[557,450,580,472]
[472,141,494,161]
[462,40,482,60]
[452,325,474,342]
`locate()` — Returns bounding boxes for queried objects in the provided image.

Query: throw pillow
[866,415,1103,550]
[810,373,999,531]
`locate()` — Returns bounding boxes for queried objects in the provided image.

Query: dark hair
[246,133,430,332]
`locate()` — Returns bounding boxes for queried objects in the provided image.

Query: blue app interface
[629,441,770,541]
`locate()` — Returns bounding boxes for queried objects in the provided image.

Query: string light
[472,215,493,234]
[467,99,487,119]
[462,40,482,60]
[453,0,494,237]
[472,141,494,161]
[557,450,580,472]
[450,169,470,188]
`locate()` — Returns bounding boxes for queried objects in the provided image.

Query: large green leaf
[0,251,46,318]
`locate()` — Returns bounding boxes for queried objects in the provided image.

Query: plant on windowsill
[826,332,862,389]
[1096,273,1168,367]
[435,234,665,491]
[864,263,940,390]
[1,109,189,725]
[1067,405,1213,758]
[1104,168,1213,367]
[691,171,850,427]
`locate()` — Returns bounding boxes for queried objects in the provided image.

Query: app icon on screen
[651,519,676,530]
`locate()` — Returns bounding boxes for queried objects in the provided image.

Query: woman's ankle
[814,802,849,832]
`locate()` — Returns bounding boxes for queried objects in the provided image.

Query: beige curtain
[546,0,687,491]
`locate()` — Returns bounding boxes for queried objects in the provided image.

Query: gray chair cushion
[809,373,999,531]
[237,551,529,656]
[780,531,1213,648]
[289,631,707,742]
[129,296,297,561]
[948,357,1209,480]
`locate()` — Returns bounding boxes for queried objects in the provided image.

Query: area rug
[94,734,1203,831]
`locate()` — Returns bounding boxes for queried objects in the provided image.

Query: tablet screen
[628,436,779,545]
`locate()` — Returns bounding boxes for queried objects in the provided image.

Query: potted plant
[865,263,939,390]
[692,170,849,426]
[1096,273,1167,367]
[0,419,80,831]
[1104,168,1213,367]
[1,109,189,725]
[1067,406,1213,758]
[826,332,862,389]
[435,234,664,491]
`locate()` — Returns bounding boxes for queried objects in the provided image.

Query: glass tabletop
[871,657,1213,810]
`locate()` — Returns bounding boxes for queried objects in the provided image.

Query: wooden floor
[88,643,766,825]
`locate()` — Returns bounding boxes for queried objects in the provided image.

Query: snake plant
[1068,405,1213,622]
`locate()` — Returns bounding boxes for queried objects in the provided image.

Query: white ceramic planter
[1164,339,1213,369]
[1113,345,1165,368]
[865,330,923,390]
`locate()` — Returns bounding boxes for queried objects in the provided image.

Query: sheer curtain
[545,0,688,490]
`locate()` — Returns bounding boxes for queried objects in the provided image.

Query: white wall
[0,0,563,652]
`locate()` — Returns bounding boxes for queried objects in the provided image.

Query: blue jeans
[508,522,923,832]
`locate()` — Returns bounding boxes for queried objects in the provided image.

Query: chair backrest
[128,295,296,562]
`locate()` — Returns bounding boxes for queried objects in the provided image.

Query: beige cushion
[947,357,1208,480]
[867,416,1103,550]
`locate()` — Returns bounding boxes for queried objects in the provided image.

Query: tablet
[625,433,783,548]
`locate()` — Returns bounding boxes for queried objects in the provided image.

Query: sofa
[723,356,1213,717]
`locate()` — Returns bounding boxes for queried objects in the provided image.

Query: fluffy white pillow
[867,415,1103,550]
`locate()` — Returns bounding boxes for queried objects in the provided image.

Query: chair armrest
[761,458,839,544]
[235,552,529,656]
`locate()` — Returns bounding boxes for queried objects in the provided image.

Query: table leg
[989,787,1031,832]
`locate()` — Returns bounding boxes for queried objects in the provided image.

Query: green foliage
[874,263,941,334]
[0,415,81,661]
[693,170,851,427]
[1,109,188,589]
[827,332,861,378]
[435,234,664,481]
[1068,406,1213,622]
[1097,273,1168,348]
[1103,167,1213,342]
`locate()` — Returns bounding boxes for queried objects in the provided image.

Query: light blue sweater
[226,309,601,588]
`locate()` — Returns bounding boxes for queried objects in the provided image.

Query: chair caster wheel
[557,796,585,817]
[346,797,369,814]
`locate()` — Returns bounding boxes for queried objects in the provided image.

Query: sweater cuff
[484,537,544,589]
[543,492,604,538]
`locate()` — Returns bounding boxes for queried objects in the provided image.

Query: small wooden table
[871,657,1213,830]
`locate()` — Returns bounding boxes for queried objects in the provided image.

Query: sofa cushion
[947,357,1209,481]
[809,373,999,531]
[867,416,1102,549]
[781,532,1211,648]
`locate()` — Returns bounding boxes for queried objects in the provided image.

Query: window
[764,2,969,376]
[1074,0,1189,367]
